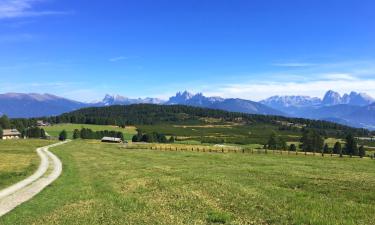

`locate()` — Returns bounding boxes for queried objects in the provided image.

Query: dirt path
[0,140,70,217]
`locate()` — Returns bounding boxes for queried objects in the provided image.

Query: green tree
[345,134,358,157]
[73,129,80,139]
[333,142,342,155]
[300,130,324,153]
[267,132,277,150]
[41,129,46,139]
[116,132,124,141]
[0,115,11,129]
[169,136,175,143]
[322,143,329,156]
[279,137,287,151]
[59,130,67,141]
[0,127,3,139]
[359,145,366,158]
[289,144,297,152]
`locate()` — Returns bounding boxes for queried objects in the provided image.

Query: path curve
[0,140,70,217]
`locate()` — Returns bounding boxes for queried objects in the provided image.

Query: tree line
[267,130,368,158]
[71,128,125,141]
[42,104,370,137]
[132,130,175,143]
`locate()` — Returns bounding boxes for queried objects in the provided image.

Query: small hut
[101,137,122,143]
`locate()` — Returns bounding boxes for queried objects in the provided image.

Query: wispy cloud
[0,0,70,19]
[109,56,129,62]
[0,33,34,43]
[319,73,357,81]
[272,62,317,68]
[202,74,375,101]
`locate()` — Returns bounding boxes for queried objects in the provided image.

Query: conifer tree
[359,145,366,158]
[59,130,67,141]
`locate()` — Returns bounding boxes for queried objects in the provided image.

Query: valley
[1,140,375,225]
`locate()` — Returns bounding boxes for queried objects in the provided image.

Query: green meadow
[0,139,56,190]
[1,140,374,225]
[138,123,302,145]
[43,123,137,140]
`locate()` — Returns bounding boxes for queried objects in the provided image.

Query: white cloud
[0,0,69,19]
[202,78,375,101]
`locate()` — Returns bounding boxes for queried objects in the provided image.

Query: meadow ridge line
[0,140,70,217]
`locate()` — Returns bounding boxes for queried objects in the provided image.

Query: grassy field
[43,123,137,140]
[1,140,375,225]
[0,139,57,190]
[138,123,301,145]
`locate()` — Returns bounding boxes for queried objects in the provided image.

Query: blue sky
[0,0,374,102]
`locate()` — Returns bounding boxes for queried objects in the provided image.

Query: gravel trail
[0,140,70,217]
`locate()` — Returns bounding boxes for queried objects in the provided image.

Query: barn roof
[101,137,122,142]
[3,129,21,136]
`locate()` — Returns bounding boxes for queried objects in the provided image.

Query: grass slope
[0,139,56,190]
[138,123,301,145]
[1,140,374,225]
[44,124,137,140]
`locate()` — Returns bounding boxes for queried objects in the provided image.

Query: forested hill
[47,104,370,136]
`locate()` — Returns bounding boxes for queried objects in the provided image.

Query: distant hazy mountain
[0,93,87,118]
[344,103,375,130]
[322,90,343,106]
[321,90,374,106]
[166,91,285,116]
[342,92,375,106]
[2,91,374,130]
[97,94,165,106]
[260,96,322,115]
[263,90,374,109]
[260,90,375,129]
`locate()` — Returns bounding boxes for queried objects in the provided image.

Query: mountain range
[0,93,86,118]
[0,90,374,130]
[260,91,375,130]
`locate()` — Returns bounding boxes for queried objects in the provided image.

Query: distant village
[1,120,50,140]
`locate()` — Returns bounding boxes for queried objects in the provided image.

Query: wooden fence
[123,144,375,159]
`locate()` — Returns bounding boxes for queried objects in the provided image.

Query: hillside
[50,104,369,137]
[0,93,87,118]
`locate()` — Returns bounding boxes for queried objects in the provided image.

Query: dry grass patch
[0,139,57,189]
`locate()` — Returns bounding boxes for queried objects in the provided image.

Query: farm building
[101,137,123,143]
[2,129,21,140]
[37,120,50,127]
